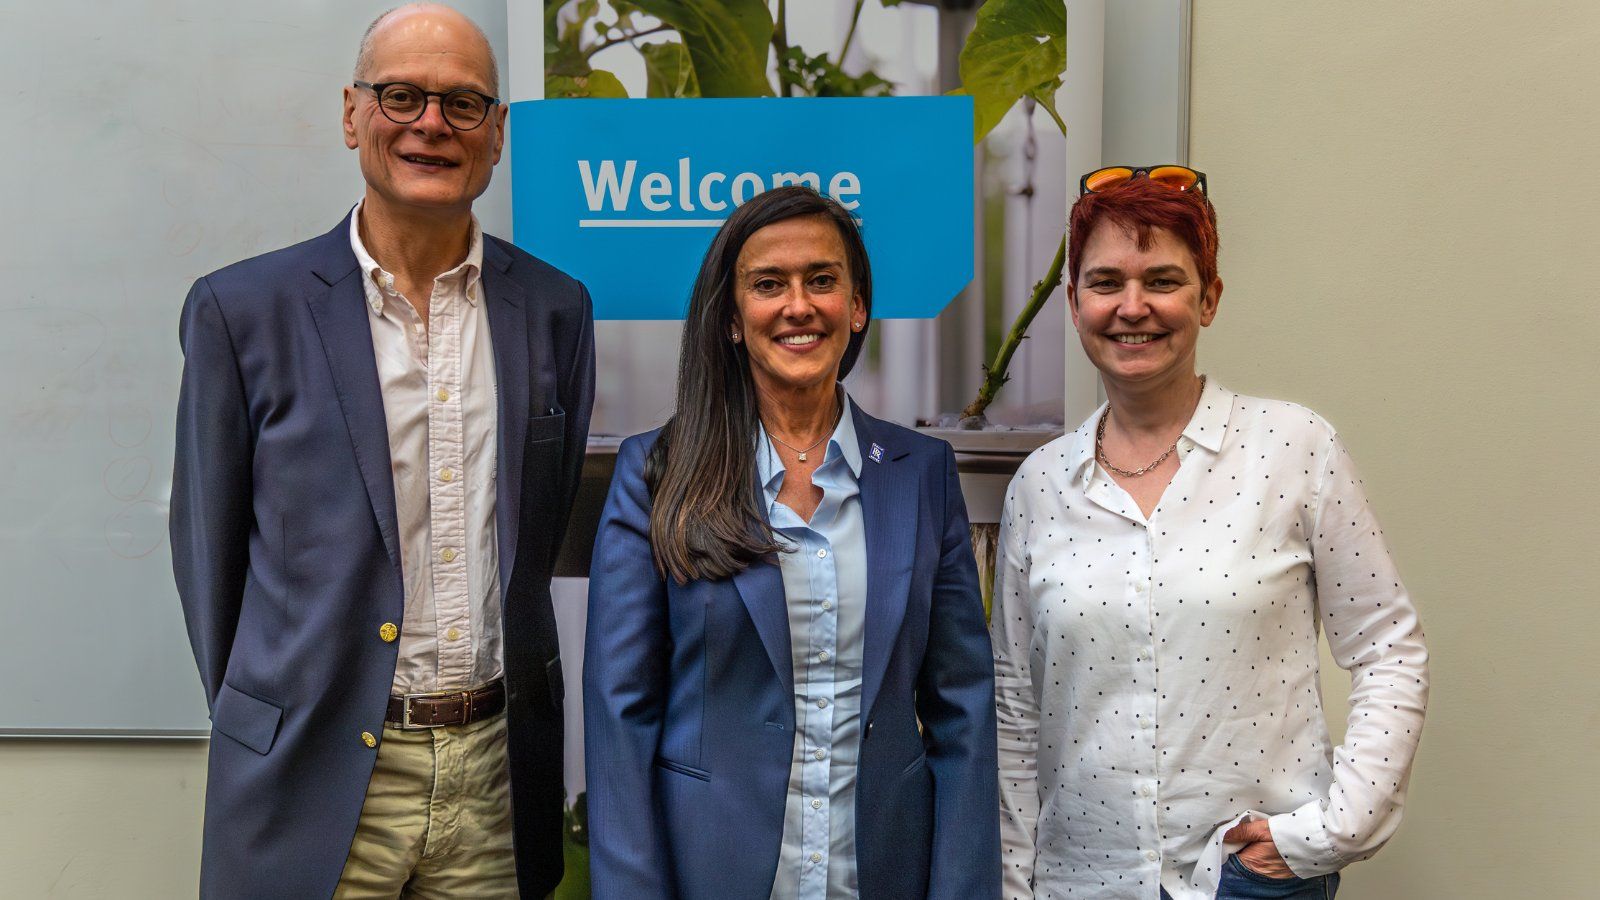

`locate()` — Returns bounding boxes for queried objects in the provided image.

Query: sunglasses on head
[1079,165,1207,197]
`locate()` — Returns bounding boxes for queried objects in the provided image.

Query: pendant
[798,452,807,462]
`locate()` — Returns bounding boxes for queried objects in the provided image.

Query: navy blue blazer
[170,214,594,899]
[584,405,1000,900]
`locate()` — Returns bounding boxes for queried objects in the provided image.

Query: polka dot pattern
[990,380,1429,900]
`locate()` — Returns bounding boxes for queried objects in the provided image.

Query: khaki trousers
[333,711,518,899]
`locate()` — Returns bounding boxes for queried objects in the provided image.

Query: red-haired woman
[990,168,1429,900]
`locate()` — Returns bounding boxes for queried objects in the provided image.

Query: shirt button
[817,650,829,662]
[810,852,822,863]
[816,548,827,558]
[1138,650,1152,662]
[811,798,822,809]
[361,731,377,748]
[816,698,828,709]
[440,468,454,482]
[446,627,462,641]
[821,601,832,611]
[1146,850,1159,862]
[1140,718,1153,730]
[378,622,398,643]
[1140,784,1153,798]
[441,547,457,563]
[813,748,825,760]
[436,388,449,402]
[412,322,423,335]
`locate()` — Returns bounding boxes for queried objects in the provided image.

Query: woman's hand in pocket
[1223,818,1297,879]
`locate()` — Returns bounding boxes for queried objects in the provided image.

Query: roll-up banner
[518,4,1070,896]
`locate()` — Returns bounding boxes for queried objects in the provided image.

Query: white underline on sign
[578,219,726,228]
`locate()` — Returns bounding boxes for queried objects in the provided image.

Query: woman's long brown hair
[645,186,873,584]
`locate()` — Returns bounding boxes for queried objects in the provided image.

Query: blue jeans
[1159,855,1342,899]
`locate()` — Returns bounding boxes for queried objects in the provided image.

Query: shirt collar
[1182,376,1233,453]
[756,388,863,495]
[1067,375,1236,486]
[347,199,485,317]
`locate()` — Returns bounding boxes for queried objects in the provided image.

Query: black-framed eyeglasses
[1079,165,1207,197]
[353,80,500,131]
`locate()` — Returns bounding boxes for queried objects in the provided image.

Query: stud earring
[731,330,742,343]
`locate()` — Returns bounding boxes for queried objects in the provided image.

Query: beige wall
[1190,2,1600,897]
[6,3,1597,898]
[0,741,206,897]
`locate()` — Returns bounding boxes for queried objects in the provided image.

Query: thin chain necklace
[1095,377,1204,478]
[765,403,841,463]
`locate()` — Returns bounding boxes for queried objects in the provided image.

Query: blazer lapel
[480,240,529,600]
[733,559,794,697]
[855,407,916,722]
[304,219,402,586]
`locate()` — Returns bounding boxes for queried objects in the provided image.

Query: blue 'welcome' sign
[510,96,973,320]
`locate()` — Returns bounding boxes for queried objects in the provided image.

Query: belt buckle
[399,691,436,730]
[399,689,475,730]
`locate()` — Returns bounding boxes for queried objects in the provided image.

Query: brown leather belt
[386,679,505,729]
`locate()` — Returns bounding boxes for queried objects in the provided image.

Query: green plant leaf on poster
[1029,77,1067,135]
[777,46,895,98]
[626,0,775,97]
[547,69,630,99]
[955,0,1065,142]
[641,41,701,97]
[546,0,601,78]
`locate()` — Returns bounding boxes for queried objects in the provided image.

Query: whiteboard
[0,0,512,736]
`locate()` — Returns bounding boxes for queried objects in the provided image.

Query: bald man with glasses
[170,5,593,897]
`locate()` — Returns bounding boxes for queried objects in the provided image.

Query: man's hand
[1222,818,1297,879]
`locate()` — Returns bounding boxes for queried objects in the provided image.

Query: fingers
[1222,818,1269,844]
[1236,845,1295,880]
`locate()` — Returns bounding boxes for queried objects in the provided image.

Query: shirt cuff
[1268,804,1345,878]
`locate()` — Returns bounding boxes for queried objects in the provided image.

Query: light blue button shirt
[760,394,867,900]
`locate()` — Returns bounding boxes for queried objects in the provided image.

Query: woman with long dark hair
[584,186,999,900]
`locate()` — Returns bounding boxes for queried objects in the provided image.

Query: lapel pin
[869,443,884,463]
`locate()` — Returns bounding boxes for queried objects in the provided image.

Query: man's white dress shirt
[991,378,1428,899]
[350,202,502,695]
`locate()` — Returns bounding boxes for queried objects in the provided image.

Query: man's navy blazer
[170,213,594,899]
[583,405,1001,900]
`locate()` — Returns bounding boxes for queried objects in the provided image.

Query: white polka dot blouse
[990,378,1429,900]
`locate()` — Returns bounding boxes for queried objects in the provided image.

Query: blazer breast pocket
[527,411,565,445]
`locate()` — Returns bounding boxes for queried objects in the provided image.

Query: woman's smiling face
[731,214,862,399]
[1068,221,1221,389]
